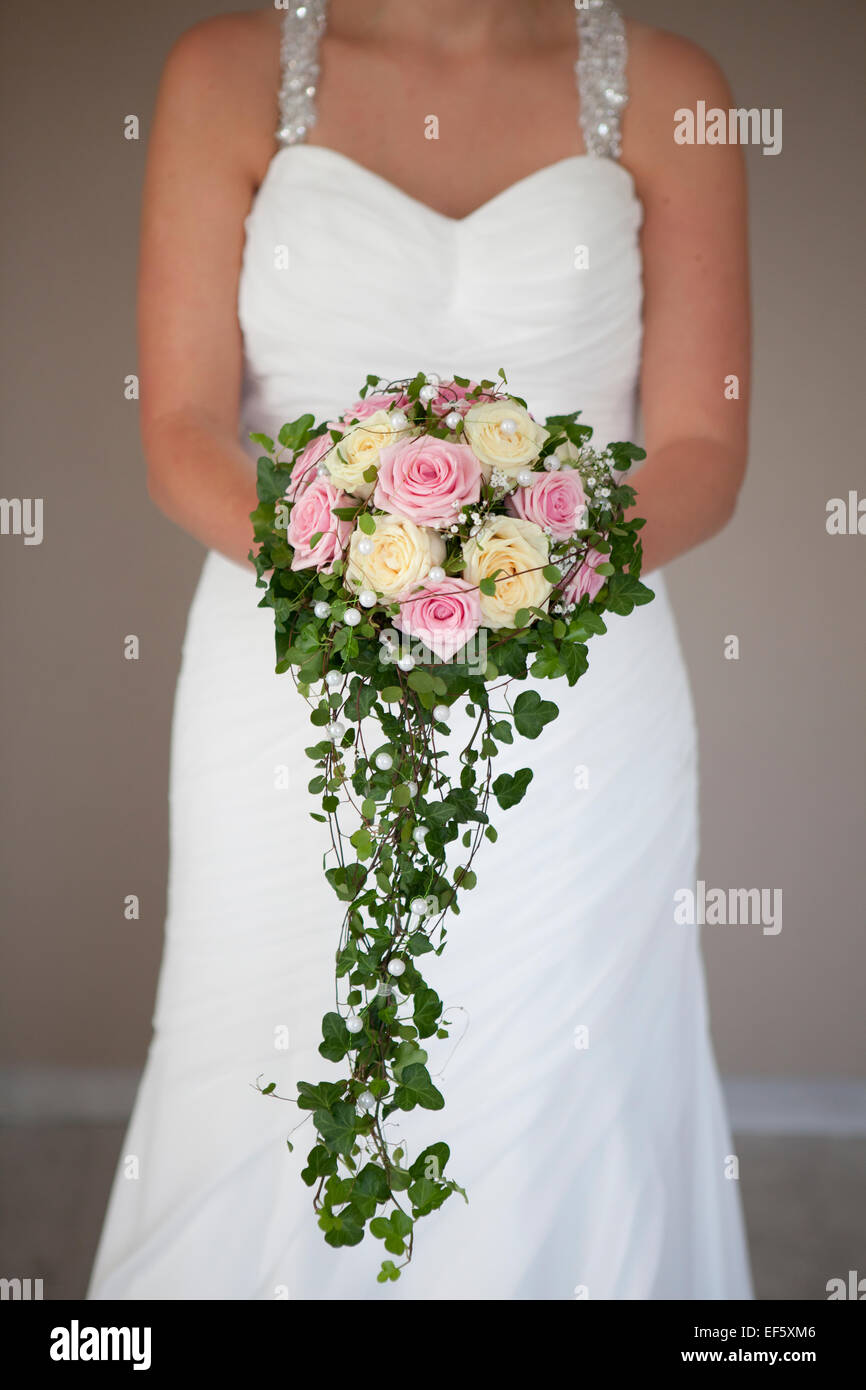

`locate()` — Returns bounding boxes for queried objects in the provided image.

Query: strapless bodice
[237,144,644,449]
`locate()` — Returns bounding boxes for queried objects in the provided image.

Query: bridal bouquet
[251,371,652,1281]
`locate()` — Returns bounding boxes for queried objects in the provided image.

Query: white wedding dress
[89,0,753,1301]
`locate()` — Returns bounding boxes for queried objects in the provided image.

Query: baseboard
[723,1077,866,1137]
[0,1067,141,1125]
[1,1066,865,1135]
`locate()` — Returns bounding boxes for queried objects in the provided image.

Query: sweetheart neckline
[255,144,641,227]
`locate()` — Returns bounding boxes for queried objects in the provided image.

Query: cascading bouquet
[251,370,652,1282]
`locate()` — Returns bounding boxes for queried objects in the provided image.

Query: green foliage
[249,382,652,1283]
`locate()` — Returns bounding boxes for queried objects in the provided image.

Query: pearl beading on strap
[575,0,628,160]
[276,1,328,146]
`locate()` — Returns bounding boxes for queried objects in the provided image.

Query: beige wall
[1,0,863,1075]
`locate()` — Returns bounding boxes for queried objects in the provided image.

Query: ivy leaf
[325,863,368,901]
[606,572,655,616]
[492,767,534,810]
[513,689,559,739]
[314,1102,357,1156]
[323,1217,364,1248]
[358,513,376,535]
[410,1141,450,1180]
[391,1040,429,1080]
[256,456,289,503]
[412,986,443,1038]
[353,1163,391,1202]
[296,1080,347,1112]
[408,1177,451,1216]
[390,1063,445,1112]
[318,1011,351,1063]
[300,1143,338,1186]
[278,414,316,451]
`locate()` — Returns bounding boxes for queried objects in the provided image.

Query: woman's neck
[325,0,574,51]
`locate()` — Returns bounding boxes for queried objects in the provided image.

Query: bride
[89,0,753,1300]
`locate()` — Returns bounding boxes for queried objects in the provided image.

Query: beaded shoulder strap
[276,0,328,147]
[575,0,628,160]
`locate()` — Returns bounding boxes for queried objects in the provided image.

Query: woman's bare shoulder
[154,9,282,174]
[625,17,732,88]
[622,19,737,177]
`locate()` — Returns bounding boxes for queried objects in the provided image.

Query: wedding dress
[89,0,753,1300]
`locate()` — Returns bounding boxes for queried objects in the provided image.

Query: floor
[1,1126,863,1300]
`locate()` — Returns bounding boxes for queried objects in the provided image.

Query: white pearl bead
[397,654,415,672]
[356,536,374,556]
[375,751,393,771]
[390,410,408,429]
[387,958,406,977]
[343,609,361,627]
[432,704,450,723]
[345,1014,364,1034]
[313,600,332,619]
[325,670,342,689]
[499,418,518,436]
[316,462,329,476]
[358,589,377,608]
[413,826,428,845]
[406,780,419,797]
[326,720,345,740]
[357,1089,376,1111]
[419,385,438,405]
[428,565,445,583]
[410,897,428,917]
[444,411,462,430]
[517,470,534,487]
[544,456,561,471]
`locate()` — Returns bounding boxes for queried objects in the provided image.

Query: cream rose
[346,514,446,600]
[463,398,548,478]
[324,409,414,499]
[462,515,552,630]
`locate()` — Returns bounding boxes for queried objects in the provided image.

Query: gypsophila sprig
[249,371,653,1281]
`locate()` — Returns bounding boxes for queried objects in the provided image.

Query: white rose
[463,398,548,478]
[462,515,552,630]
[346,514,446,600]
[324,410,414,499]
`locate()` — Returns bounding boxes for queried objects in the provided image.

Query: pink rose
[287,476,353,572]
[506,469,587,541]
[286,431,335,502]
[341,391,409,424]
[431,381,497,419]
[373,436,482,529]
[561,547,607,607]
[394,576,482,662]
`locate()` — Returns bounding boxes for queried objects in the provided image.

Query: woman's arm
[139,15,278,566]
[625,28,751,575]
